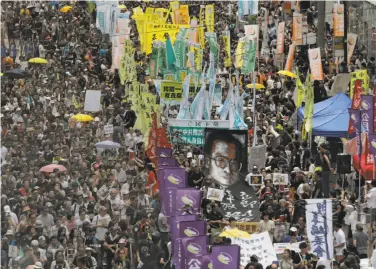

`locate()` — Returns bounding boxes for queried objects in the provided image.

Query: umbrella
[219,228,251,239]
[246,83,265,90]
[60,6,72,13]
[3,69,27,78]
[40,164,67,173]
[28,57,48,64]
[71,114,94,122]
[277,70,297,78]
[95,141,121,149]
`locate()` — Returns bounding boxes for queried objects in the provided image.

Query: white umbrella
[95,141,121,149]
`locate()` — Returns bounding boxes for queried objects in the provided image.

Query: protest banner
[181,236,209,269]
[329,73,351,96]
[204,129,259,221]
[84,90,101,112]
[169,126,205,146]
[233,232,277,268]
[285,41,295,71]
[160,81,183,100]
[350,69,369,98]
[175,188,201,215]
[249,145,267,171]
[347,33,357,63]
[205,4,214,33]
[360,95,374,134]
[277,22,285,53]
[274,241,305,254]
[158,157,178,167]
[156,148,173,158]
[308,48,324,81]
[293,12,303,45]
[103,124,114,135]
[333,4,345,37]
[206,188,225,202]
[306,199,334,259]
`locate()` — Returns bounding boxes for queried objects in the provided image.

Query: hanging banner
[143,23,182,55]
[303,74,314,139]
[294,71,305,107]
[170,1,180,24]
[277,22,285,54]
[211,245,241,269]
[333,4,345,37]
[213,84,223,107]
[203,129,259,221]
[347,33,358,63]
[176,188,202,215]
[306,199,334,259]
[233,232,277,268]
[369,133,376,158]
[293,12,303,45]
[329,73,351,96]
[160,81,183,100]
[174,38,186,69]
[222,31,232,67]
[285,41,296,71]
[244,24,259,57]
[348,109,362,154]
[360,95,374,134]
[169,126,205,146]
[374,85,376,134]
[308,48,324,81]
[205,4,214,33]
[235,37,247,68]
[242,39,257,74]
[350,70,369,98]
[156,148,173,158]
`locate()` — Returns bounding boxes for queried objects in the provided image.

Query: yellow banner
[160,81,183,100]
[170,1,180,24]
[133,7,143,16]
[285,41,295,71]
[293,12,302,45]
[350,70,369,98]
[154,8,169,22]
[199,5,204,25]
[222,32,231,67]
[205,4,214,33]
[308,48,324,81]
[333,4,344,37]
[276,22,285,54]
[194,47,203,72]
[179,5,190,25]
[144,23,182,55]
[199,25,205,49]
[146,7,154,14]
[235,37,246,69]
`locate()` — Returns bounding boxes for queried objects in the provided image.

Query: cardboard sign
[84,90,101,112]
[104,124,114,135]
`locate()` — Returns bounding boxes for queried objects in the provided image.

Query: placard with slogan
[169,126,205,146]
[161,81,183,100]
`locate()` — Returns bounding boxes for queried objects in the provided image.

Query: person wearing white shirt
[91,206,111,241]
[371,247,376,269]
[113,163,126,184]
[3,205,18,230]
[334,223,346,262]
[132,129,143,145]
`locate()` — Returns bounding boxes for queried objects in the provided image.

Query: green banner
[241,40,257,74]
[169,126,205,145]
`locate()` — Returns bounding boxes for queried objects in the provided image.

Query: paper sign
[272,173,289,185]
[160,81,183,100]
[104,124,114,135]
[206,187,224,201]
[84,90,101,112]
[249,145,267,171]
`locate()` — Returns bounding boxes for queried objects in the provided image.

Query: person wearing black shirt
[293,242,314,268]
[104,226,120,269]
[207,203,223,244]
[319,143,334,198]
[188,164,204,188]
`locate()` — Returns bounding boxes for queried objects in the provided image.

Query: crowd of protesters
[1,1,376,269]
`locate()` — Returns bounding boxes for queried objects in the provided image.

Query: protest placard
[160,81,183,100]
[104,124,114,135]
[206,188,224,202]
[272,173,289,185]
[249,145,267,171]
[84,90,101,112]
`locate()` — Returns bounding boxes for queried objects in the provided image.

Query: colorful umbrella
[219,228,251,239]
[40,164,67,173]
[28,57,48,64]
[95,141,121,149]
[60,6,72,13]
[277,70,297,78]
[71,114,94,122]
[246,83,265,90]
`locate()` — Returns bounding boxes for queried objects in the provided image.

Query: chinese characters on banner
[169,126,205,146]
[277,22,285,53]
[233,232,277,268]
[205,5,214,33]
[333,4,345,37]
[350,70,369,98]
[308,48,324,81]
[161,81,183,100]
[305,199,334,260]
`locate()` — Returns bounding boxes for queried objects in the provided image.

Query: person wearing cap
[282,226,302,243]
[3,205,19,228]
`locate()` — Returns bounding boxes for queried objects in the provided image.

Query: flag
[294,69,305,108]
[303,74,314,140]
[349,108,362,154]
[205,5,214,32]
[166,36,176,72]
[211,245,241,269]
[241,39,257,74]
[348,80,362,135]
[308,48,324,81]
[177,74,192,120]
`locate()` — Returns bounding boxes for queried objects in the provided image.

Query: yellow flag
[235,37,246,68]
[295,69,305,108]
[304,74,314,139]
[205,5,214,33]
[350,69,369,98]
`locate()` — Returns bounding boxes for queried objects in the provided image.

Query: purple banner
[360,95,374,134]
[158,157,178,167]
[158,168,187,216]
[175,188,201,215]
[211,245,241,269]
[156,147,173,158]
[181,235,209,268]
[349,108,362,153]
[369,134,376,157]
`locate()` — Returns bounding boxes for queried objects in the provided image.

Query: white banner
[248,145,267,171]
[305,199,334,259]
[84,90,101,112]
[104,124,114,135]
[274,241,305,254]
[168,119,230,128]
[233,232,277,268]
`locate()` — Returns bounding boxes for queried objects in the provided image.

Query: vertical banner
[222,31,232,67]
[170,1,180,24]
[306,199,334,260]
[175,188,202,215]
[235,37,247,68]
[369,134,376,164]
[350,70,369,98]
[333,4,345,37]
[293,12,303,45]
[374,85,376,134]
[348,80,362,135]
[244,25,259,57]
[238,0,248,18]
[249,0,259,15]
[284,41,296,71]
[205,5,215,33]
[360,95,374,134]
[242,40,257,74]
[347,33,358,63]
[349,109,362,154]
[304,74,314,138]
[211,245,241,269]
[308,48,324,81]
[276,22,285,54]
[294,70,305,107]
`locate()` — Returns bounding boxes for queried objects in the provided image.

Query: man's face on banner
[210,139,241,187]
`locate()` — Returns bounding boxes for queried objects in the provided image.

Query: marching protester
[1,1,375,269]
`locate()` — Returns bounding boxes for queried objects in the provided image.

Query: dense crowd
[1,1,376,269]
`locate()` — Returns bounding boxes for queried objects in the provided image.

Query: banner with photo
[333,4,345,37]
[293,12,303,45]
[277,22,285,54]
[285,41,296,71]
[308,48,324,81]
[203,129,259,221]
[306,199,334,259]
[347,33,357,64]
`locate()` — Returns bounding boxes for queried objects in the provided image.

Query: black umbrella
[3,69,27,78]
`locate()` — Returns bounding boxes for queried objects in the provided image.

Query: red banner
[148,113,158,168]
[374,85,376,134]
[348,80,362,135]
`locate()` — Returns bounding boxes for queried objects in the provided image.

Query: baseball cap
[4,205,11,213]
[290,227,298,232]
[31,240,39,247]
